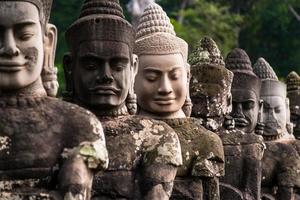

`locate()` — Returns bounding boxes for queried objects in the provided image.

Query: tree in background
[51,0,300,94]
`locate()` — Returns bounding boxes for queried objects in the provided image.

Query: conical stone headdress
[286,71,300,109]
[5,0,52,26]
[190,37,233,97]
[134,3,188,62]
[287,71,300,92]
[225,48,261,99]
[253,57,286,98]
[66,0,135,53]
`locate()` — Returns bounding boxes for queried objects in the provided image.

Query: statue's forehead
[78,40,130,58]
[261,95,285,107]
[231,89,258,102]
[0,1,39,23]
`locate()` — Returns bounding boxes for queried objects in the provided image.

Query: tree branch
[284,0,300,22]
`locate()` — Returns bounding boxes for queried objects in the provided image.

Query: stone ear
[132,54,139,77]
[126,54,139,115]
[63,53,74,100]
[42,24,58,97]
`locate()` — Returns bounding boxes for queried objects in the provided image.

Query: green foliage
[162,0,242,55]
[239,0,300,78]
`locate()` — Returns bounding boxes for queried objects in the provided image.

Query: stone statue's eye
[243,101,254,110]
[145,73,158,82]
[19,32,34,41]
[84,62,97,70]
[169,71,180,80]
[275,107,281,113]
[110,58,128,71]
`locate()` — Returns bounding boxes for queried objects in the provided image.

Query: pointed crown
[5,0,52,26]
[253,57,278,80]
[66,0,134,52]
[225,48,261,98]
[225,48,253,74]
[190,37,233,96]
[134,3,188,62]
[253,57,286,98]
[189,37,225,67]
[287,71,300,91]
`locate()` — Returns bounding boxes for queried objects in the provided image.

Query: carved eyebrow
[14,20,37,28]
[79,53,100,59]
[144,66,182,73]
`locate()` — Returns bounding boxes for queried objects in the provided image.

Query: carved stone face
[288,92,300,139]
[0,2,44,90]
[72,41,132,108]
[191,83,230,118]
[231,89,259,133]
[135,53,187,118]
[261,95,287,136]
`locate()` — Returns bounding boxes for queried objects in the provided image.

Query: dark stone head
[189,37,233,119]
[64,0,138,114]
[226,48,261,133]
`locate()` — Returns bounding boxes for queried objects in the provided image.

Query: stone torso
[161,117,224,200]
[217,128,264,200]
[261,141,300,199]
[0,95,105,199]
[92,115,181,200]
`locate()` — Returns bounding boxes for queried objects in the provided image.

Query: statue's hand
[255,122,264,135]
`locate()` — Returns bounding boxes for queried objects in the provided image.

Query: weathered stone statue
[134,4,224,200]
[64,0,183,199]
[287,71,300,139]
[190,38,264,200]
[225,48,262,135]
[253,57,300,199]
[0,0,109,199]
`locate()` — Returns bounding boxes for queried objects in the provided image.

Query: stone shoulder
[51,98,105,142]
[219,128,264,146]
[101,115,183,167]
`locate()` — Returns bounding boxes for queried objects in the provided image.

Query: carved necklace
[0,95,47,108]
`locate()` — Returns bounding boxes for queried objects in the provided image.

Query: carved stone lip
[89,85,120,95]
[0,65,25,72]
[234,118,249,127]
[154,98,175,105]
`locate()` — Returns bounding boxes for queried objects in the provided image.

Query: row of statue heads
[0,0,300,199]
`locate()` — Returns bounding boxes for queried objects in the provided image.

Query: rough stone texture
[92,115,182,200]
[0,94,108,199]
[190,39,264,200]
[287,71,300,140]
[160,118,224,200]
[253,57,300,199]
[261,141,300,199]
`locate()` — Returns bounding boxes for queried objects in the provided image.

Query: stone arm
[243,143,264,200]
[141,163,177,200]
[58,155,93,200]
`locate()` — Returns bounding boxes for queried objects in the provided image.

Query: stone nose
[96,61,113,84]
[158,75,173,95]
[0,29,20,57]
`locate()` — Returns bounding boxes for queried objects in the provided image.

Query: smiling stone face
[135,53,187,118]
[0,2,44,90]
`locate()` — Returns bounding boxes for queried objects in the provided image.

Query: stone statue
[134,3,225,199]
[225,48,262,135]
[189,37,264,200]
[63,0,183,199]
[0,0,109,199]
[253,57,300,199]
[287,71,300,139]
[127,0,155,30]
